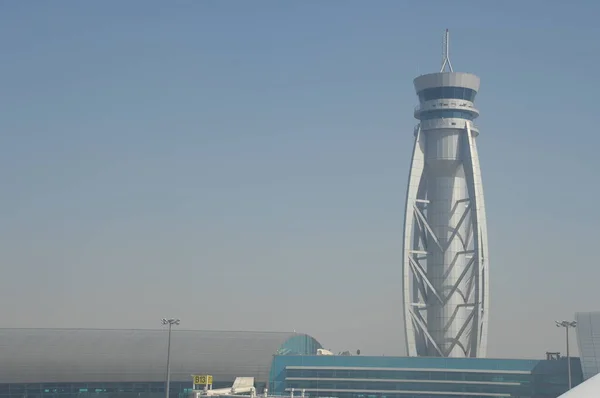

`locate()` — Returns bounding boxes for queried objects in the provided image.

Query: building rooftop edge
[0,327,307,334]
[414,71,480,93]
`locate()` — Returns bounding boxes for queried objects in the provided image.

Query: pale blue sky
[1,0,599,359]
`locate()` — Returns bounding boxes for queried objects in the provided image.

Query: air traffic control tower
[402,30,489,358]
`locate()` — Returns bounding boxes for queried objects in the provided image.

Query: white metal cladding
[575,312,600,380]
[0,328,314,384]
[402,71,489,358]
[414,73,480,93]
[558,371,600,397]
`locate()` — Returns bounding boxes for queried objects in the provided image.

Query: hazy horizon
[2,0,599,360]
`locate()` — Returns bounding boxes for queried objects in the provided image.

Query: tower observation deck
[402,30,489,358]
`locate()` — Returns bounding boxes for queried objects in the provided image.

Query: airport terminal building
[0,328,582,398]
[270,355,580,398]
[0,329,321,398]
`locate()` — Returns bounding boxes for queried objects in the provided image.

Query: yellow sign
[193,375,213,385]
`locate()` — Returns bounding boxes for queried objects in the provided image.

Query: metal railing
[414,101,478,114]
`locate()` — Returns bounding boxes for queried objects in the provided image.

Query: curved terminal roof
[0,328,322,384]
[414,72,480,93]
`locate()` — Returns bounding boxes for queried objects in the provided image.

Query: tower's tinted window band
[418,86,477,102]
[420,110,475,120]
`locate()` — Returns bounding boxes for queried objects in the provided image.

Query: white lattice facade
[402,70,489,358]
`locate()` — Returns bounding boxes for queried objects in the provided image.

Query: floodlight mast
[555,320,577,390]
[162,318,181,398]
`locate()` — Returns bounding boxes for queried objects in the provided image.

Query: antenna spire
[440,29,454,73]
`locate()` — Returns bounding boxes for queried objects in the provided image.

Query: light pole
[162,318,180,398]
[556,320,577,390]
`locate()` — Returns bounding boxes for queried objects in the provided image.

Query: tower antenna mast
[440,29,454,72]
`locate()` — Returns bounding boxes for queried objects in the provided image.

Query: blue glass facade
[277,334,323,356]
[417,86,477,102]
[0,382,194,398]
[269,355,583,398]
